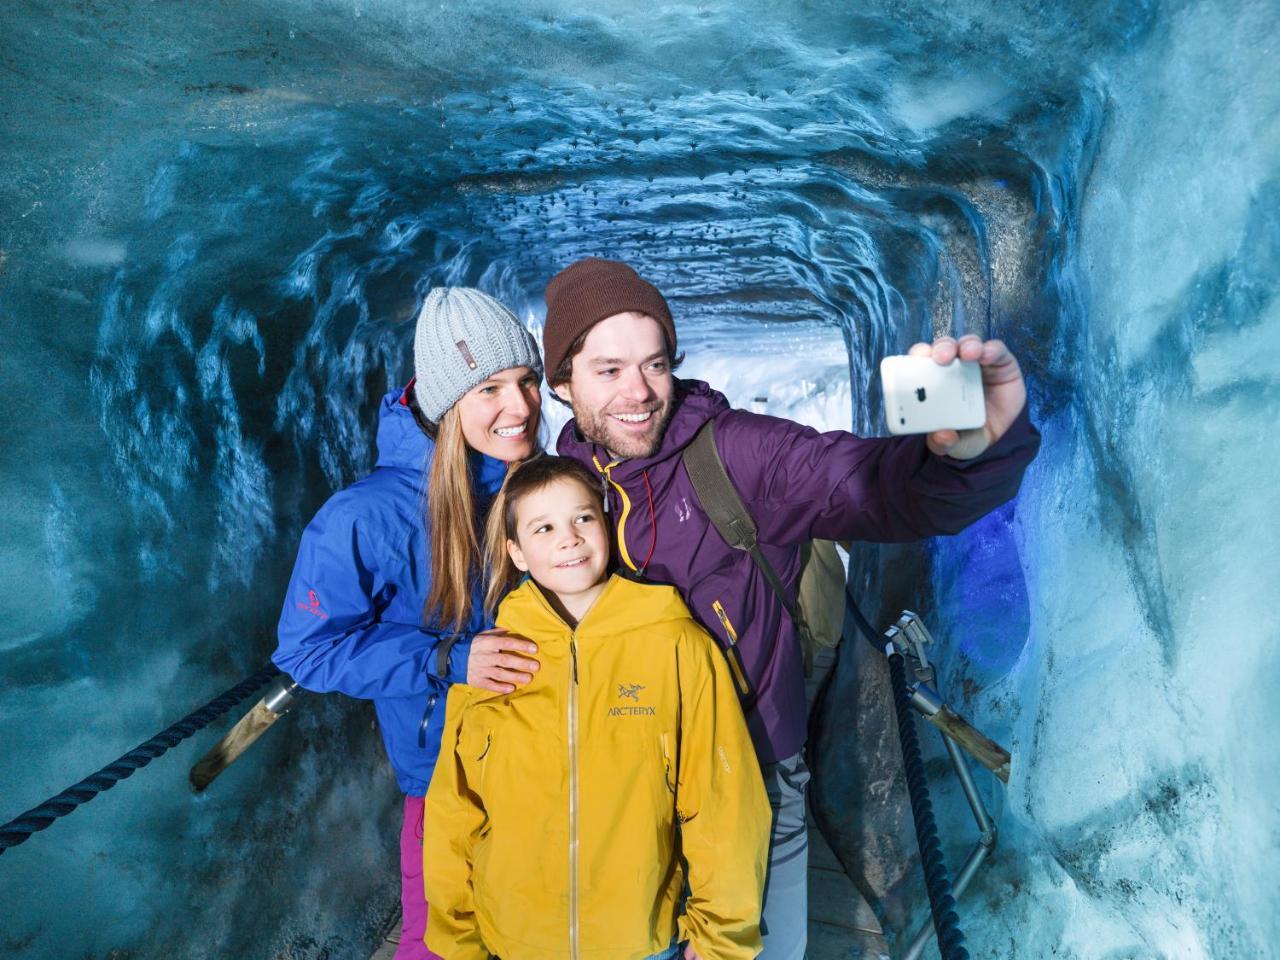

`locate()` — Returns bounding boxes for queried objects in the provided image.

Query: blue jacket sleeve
[272,500,471,699]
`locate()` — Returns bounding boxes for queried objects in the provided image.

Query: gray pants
[759,751,810,960]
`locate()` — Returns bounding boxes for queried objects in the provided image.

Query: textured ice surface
[1,1,1276,958]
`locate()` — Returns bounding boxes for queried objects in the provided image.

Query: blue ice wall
[1,1,1276,958]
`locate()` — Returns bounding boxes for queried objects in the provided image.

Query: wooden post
[189,678,299,791]
[908,681,1011,783]
[922,703,1011,783]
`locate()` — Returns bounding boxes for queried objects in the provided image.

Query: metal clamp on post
[886,610,935,682]
[884,612,1010,783]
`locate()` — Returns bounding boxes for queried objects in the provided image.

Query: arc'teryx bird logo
[609,682,655,717]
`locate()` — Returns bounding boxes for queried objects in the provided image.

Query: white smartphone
[880,355,986,436]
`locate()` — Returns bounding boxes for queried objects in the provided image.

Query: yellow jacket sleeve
[423,686,490,960]
[675,623,772,960]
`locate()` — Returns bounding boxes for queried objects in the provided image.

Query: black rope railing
[888,648,969,960]
[0,663,281,855]
[844,589,969,960]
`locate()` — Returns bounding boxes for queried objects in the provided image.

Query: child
[424,456,770,960]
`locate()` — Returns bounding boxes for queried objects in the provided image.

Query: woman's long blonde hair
[423,406,478,631]
[482,473,523,618]
[421,397,540,631]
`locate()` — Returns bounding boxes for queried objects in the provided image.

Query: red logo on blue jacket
[297,589,329,619]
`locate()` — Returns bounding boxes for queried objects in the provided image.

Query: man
[544,257,1040,960]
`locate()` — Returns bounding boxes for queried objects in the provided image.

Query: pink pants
[395,794,442,960]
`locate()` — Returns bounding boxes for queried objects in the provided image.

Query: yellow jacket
[424,575,770,960]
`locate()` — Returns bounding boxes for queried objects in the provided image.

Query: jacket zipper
[660,732,676,794]
[712,600,752,696]
[477,732,492,788]
[568,634,580,960]
[593,456,637,571]
[417,692,439,748]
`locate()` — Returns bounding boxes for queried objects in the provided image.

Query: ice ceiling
[0,1,1276,958]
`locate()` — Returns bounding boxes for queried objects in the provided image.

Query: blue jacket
[273,387,506,795]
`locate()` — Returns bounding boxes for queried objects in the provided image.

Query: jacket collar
[556,379,730,480]
[470,448,509,498]
[500,574,691,638]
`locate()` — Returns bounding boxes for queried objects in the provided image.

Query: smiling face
[454,365,542,461]
[553,312,676,460]
[507,476,610,621]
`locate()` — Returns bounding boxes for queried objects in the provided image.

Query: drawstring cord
[637,469,657,577]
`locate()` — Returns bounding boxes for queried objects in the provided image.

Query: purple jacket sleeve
[272,502,471,699]
[720,403,1041,545]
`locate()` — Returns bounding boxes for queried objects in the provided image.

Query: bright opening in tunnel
[1,2,1277,959]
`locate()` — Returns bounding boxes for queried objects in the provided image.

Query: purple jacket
[557,380,1041,764]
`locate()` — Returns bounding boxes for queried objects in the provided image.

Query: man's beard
[575,397,676,460]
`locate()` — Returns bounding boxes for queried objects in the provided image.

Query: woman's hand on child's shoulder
[467,628,539,694]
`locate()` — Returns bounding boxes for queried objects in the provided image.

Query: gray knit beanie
[412,287,543,422]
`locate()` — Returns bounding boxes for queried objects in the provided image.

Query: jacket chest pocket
[710,599,753,699]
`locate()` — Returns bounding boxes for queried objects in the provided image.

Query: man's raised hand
[906,334,1026,460]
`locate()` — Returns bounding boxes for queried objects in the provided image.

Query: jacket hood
[498,574,693,640]
[374,385,507,493]
[375,386,432,470]
[555,379,730,480]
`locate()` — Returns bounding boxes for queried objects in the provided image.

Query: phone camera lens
[899,417,906,425]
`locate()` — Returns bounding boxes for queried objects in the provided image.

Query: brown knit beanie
[542,258,676,383]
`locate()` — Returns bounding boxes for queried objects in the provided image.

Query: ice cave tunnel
[0,2,1277,958]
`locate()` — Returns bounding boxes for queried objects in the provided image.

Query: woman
[273,287,544,960]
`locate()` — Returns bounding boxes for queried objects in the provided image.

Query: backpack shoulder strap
[683,419,814,673]
[683,418,759,551]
